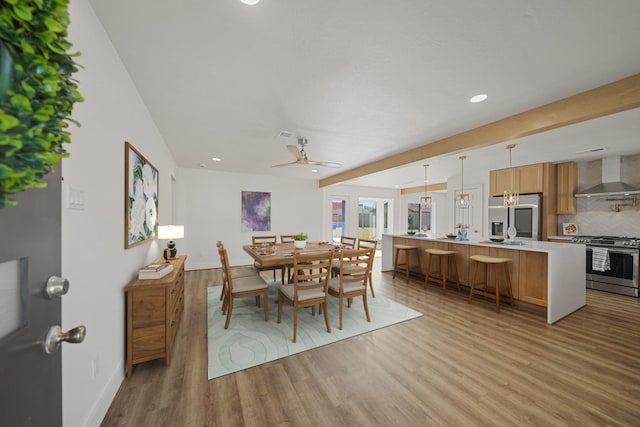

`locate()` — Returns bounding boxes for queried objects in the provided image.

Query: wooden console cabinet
[125,255,186,377]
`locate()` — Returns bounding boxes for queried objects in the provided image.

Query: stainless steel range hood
[575,156,640,198]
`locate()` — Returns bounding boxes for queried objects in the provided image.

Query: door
[0,168,83,426]
[329,196,348,244]
[358,199,377,240]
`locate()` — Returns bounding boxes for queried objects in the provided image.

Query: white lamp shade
[158,225,184,240]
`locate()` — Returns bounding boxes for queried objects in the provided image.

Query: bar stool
[424,249,460,295]
[468,255,514,313]
[393,244,422,284]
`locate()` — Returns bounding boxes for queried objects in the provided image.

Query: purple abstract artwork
[241,191,271,231]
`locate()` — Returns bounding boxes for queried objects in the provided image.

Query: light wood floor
[101,265,640,426]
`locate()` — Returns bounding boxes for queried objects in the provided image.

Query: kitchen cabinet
[125,255,186,377]
[489,163,544,196]
[489,162,557,241]
[518,251,548,306]
[556,161,577,214]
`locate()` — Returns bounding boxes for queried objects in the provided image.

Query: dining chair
[279,235,299,282]
[251,235,286,283]
[277,249,334,343]
[356,238,378,297]
[328,248,373,330]
[219,246,269,329]
[331,235,358,277]
[280,235,294,243]
[216,241,259,303]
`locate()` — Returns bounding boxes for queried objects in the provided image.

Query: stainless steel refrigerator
[488,193,542,241]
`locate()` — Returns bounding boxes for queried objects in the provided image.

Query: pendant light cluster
[503,144,519,207]
[420,164,432,210]
[455,155,470,209]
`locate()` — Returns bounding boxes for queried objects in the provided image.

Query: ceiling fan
[271,137,341,169]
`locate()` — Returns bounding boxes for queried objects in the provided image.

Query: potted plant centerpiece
[293,232,308,249]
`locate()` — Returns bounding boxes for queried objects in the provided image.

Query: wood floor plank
[101,262,640,426]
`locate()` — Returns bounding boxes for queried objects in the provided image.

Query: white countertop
[385,234,584,254]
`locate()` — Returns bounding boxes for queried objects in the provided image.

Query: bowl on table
[406,231,416,235]
[490,236,505,243]
[446,234,457,239]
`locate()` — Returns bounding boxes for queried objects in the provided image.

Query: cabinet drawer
[131,288,166,328]
[131,325,165,360]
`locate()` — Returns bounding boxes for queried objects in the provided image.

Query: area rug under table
[207,284,423,379]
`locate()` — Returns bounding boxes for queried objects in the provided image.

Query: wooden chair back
[292,250,334,296]
[252,235,277,245]
[356,238,377,297]
[218,246,234,293]
[280,235,294,244]
[337,248,372,287]
[340,236,357,249]
[357,237,377,252]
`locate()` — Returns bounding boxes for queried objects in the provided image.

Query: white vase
[293,240,307,249]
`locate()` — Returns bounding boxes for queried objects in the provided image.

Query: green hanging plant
[0,0,83,207]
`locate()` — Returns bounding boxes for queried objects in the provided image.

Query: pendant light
[420,164,432,210]
[455,155,470,209]
[503,144,519,207]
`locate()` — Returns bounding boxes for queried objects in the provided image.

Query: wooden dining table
[242,241,340,268]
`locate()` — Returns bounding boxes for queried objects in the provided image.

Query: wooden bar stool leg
[469,261,478,304]
[440,255,447,295]
[494,264,501,313]
[393,247,400,280]
[504,263,515,307]
[405,249,410,283]
[482,263,489,300]
[424,252,432,290]
[450,256,460,290]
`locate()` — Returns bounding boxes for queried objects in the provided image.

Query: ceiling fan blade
[307,160,342,168]
[271,160,301,168]
[287,145,303,161]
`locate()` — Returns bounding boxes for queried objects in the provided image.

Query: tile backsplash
[557,154,640,237]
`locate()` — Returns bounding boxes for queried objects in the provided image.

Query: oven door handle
[586,247,638,256]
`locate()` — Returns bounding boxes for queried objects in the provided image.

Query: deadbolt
[44,276,69,299]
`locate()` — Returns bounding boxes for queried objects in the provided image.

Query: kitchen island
[381,234,586,324]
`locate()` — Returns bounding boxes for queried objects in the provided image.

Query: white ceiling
[87,0,640,188]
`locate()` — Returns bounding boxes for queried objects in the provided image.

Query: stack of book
[138,262,173,280]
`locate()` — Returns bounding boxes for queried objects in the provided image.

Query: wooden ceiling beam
[400,182,447,195]
[319,73,640,188]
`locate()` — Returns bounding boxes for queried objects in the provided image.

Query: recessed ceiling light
[240,0,260,5]
[469,94,488,103]
[212,157,221,162]
[311,169,318,173]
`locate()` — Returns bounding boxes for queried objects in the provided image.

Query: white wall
[180,168,323,271]
[62,2,178,426]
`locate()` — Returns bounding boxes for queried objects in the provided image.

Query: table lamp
[158,225,184,261]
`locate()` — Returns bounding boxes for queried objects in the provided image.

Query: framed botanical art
[124,141,159,248]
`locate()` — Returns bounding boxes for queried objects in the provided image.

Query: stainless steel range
[571,236,640,297]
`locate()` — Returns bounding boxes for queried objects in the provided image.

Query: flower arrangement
[293,232,308,241]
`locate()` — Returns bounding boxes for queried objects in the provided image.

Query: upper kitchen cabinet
[556,161,577,214]
[489,163,545,196]
[489,162,557,240]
